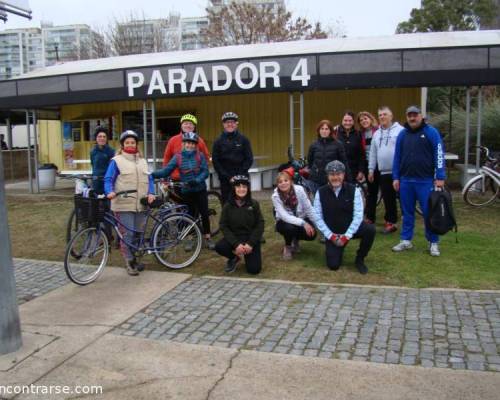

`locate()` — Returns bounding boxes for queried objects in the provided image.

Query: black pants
[220,178,232,204]
[276,219,317,246]
[379,174,398,224]
[182,190,210,235]
[325,222,376,270]
[215,238,261,275]
[365,169,380,223]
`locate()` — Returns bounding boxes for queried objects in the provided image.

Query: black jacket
[219,198,264,248]
[307,136,351,184]
[212,130,253,180]
[336,126,365,180]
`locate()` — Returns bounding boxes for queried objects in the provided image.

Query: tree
[396,0,497,33]
[203,2,329,47]
[107,12,180,56]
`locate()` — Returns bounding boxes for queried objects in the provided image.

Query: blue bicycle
[63,190,202,285]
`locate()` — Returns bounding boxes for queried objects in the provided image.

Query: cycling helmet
[325,160,346,174]
[231,175,250,186]
[182,132,199,143]
[180,113,198,126]
[221,111,239,122]
[120,130,139,145]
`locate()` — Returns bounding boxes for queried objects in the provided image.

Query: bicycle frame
[100,203,189,254]
[481,166,500,186]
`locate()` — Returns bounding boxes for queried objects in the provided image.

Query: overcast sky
[1,0,421,38]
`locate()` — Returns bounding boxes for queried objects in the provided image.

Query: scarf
[279,185,298,214]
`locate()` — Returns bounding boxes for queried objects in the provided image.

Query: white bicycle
[462,146,500,207]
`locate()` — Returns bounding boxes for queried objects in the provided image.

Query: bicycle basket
[74,195,109,224]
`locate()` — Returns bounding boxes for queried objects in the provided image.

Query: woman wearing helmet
[212,112,254,203]
[104,130,155,276]
[161,113,211,184]
[152,132,215,249]
[215,175,264,274]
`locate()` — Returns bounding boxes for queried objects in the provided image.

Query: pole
[448,87,453,149]
[25,110,33,194]
[289,93,294,151]
[464,88,471,185]
[299,92,304,158]
[151,99,157,170]
[6,117,13,149]
[142,100,148,162]
[0,148,23,355]
[475,87,482,173]
[32,110,40,193]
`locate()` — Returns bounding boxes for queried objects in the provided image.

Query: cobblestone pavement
[13,259,70,305]
[114,277,500,372]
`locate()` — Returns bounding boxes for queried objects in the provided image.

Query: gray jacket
[368,122,403,175]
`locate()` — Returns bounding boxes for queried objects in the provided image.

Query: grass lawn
[6,191,500,290]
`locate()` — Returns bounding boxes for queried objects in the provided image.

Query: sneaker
[290,239,301,254]
[133,258,145,272]
[382,222,398,234]
[126,260,139,276]
[282,245,293,260]
[429,242,440,257]
[355,257,368,275]
[205,238,216,250]
[392,240,413,252]
[224,256,240,273]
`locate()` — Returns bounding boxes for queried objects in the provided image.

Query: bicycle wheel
[207,190,223,236]
[153,213,202,269]
[64,227,109,285]
[463,174,499,207]
[66,208,87,243]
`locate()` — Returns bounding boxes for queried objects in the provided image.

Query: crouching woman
[215,175,264,274]
[272,172,316,260]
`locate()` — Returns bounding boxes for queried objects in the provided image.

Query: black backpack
[426,188,457,236]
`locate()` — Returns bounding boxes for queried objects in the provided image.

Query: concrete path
[1,258,499,399]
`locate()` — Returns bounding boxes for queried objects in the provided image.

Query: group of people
[89,104,445,276]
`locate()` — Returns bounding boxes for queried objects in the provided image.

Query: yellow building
[2,30,500,190]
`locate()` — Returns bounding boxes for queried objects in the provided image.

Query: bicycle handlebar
[474,145,497,162]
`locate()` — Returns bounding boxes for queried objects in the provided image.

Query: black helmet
[222,111,239,122]
[119,130,139,145]
[231,175,250,186]
[325,160,346,174]
[182,132,199,143]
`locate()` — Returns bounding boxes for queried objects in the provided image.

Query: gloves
[187,179,198,188]
[330,234,349,247]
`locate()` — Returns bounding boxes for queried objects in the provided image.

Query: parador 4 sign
[127,58,311,97]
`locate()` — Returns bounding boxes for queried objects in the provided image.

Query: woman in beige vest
[104,130,155,276]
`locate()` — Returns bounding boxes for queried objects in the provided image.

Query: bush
[429,96,500,158]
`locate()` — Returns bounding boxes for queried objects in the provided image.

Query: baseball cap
[406,105,421,115]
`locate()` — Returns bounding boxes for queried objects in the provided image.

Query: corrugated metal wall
[52,88,419,169]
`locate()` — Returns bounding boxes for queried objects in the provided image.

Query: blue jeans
[114,212,147,261]
[399,179,438,243]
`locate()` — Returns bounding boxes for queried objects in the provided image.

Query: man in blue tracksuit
[392,106,446,257]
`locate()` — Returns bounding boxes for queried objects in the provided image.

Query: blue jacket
[152,149,209,193]
[90,144,115,194]
[392,122,446,182]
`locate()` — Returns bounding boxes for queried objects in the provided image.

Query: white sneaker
[392,240,413,252]
[429,242,440,257]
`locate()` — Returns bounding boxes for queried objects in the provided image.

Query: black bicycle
[158,179,223,236]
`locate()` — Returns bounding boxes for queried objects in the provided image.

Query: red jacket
[162,132,211,181]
